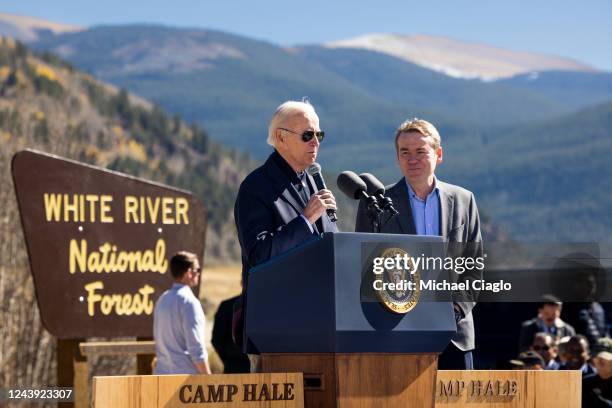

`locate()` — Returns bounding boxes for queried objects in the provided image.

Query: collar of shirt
[272,150,303,185]
[405,177,439,203]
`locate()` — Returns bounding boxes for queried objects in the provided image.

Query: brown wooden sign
[11,149,207,338]
[435,370,581,407]
[92,373,304,407]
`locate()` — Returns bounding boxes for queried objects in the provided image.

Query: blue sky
[3,0,612,70]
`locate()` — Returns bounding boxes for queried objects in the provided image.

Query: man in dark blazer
[212,295,250,373]
[518,295,575,352]
[234,100,339,359]
[356,118,482,369]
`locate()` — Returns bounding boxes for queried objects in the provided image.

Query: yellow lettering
[155,239,168,273]
[63,193,79,222]
[128,252,142,272]
[85,194,99,222]
[69,239,87,273]
[142,250,154,270]
[99,243,111,272]
[146,196,160,224]
[85,281,103,316]
[121,294,133,315]
[100,195,114,223]
[116,252,129,271]
[140,196,145,224]
[140,285,155,314]
[43,193,62,222]
[176,197,189,224]
[162,197,174,224]
[83,282,156,316]
[101,295,114,315]
[87,251,101,272]
[112,294,123,314]
[79,195,85,222]
[68,239,168,274]
[125,196,138,223]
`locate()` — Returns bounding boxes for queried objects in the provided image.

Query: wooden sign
[435,370,581,407]
[92,373,304,407]
[11,149,207,338]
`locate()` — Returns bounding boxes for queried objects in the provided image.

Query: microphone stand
[378,197,399,231]
[363,196,383,233]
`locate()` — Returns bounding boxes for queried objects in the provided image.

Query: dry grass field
[199,263,242,310]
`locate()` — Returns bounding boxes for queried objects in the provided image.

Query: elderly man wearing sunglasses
[234,100,339,362]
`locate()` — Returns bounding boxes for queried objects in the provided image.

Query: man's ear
[436,146,443,164]
[275,129,284,146]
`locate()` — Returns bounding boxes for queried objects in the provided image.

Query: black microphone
[359,173,385,196]
[359,173,399,215]
[337,171,382,213]
[307,163,337,222]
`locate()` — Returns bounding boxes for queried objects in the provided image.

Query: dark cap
[511,351,545,368]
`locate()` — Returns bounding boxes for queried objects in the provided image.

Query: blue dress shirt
[153,283,208,374]
[406,178,440,236]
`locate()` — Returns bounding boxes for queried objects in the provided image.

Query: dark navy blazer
[234,150,338,352]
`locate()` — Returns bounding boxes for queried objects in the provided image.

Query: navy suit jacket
[355,178,482,351]
[234,150,338,351]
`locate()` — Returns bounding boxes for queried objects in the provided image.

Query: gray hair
[267,100,317,147]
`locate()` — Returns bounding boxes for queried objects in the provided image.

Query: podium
[90,371,581,407]
[246,232,456,408]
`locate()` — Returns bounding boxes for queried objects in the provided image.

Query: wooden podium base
[261,353,438,408]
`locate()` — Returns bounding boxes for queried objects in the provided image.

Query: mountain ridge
[324,33,596,80]
[0,12,82,42]
[0,12,601,81]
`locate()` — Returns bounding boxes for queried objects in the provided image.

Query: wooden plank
[93,375,159,408]
[435,370,581,408]
[262,353,337,408]
[79,340,155,356]
[528,370,581,408]
[93,373,303,408]
[336,353,438,408]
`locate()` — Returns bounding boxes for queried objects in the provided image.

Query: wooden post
[57,338,88,408]
[262,353,439,408]
[136,337,154,374]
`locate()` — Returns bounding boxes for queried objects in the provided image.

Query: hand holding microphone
[306,163,337,223]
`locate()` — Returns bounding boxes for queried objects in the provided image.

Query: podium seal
[376,247,421,314]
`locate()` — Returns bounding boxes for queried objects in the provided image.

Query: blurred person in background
[582,337,612,407]
[557,253,609,346]
[530,332,560,370]
[559,335,596,376]
[154,251,211,375]
[212,294,250,373]
[518,295,575,352]
[510,351,545,370]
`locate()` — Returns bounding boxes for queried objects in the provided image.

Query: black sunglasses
[279,127,325,143]
[533,345,550,351]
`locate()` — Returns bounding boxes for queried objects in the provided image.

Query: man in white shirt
[154,251,211,374]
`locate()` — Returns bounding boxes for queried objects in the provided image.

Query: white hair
[267,101,317,147]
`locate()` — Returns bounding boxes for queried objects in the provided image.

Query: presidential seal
[375,247,420,314]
